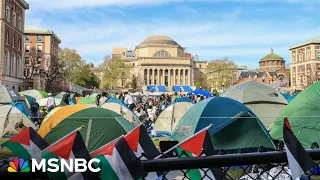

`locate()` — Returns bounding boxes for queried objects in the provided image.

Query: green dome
[262,53,283,60]
[261,48,283,60]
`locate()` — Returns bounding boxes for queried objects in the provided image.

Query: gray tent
[154,102,193,132]
[221,81,287,129]
[0,85,24,104]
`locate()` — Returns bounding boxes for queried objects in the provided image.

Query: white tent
[0,104,35,136]
[154,102,193,132]
[100,102,141,126]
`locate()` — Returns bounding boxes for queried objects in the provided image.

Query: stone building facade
[0,0,29,91]
[112,35,207,89]
[289,37,320,90]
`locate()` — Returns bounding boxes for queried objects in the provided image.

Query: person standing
[99,92,108,107]
[47,94,55,112]
[124,92,135,110]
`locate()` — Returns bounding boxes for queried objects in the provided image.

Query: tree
[24,47,45,89]
[195,72,208,89]
[59,48,83,82]
[42,55,64,92]
[131,76,138,90]
[72,64,99,89]
[207,57,237,91]
[99,56,128,89]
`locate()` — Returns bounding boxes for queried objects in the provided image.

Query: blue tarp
[106,97,128,107]
[281,92,300,103]
[173,97,193,104]
[187,89,211,98]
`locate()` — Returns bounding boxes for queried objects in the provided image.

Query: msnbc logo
[8,158,30,172]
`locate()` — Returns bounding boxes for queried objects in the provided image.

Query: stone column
[168,69,171,87]
[173,69,176,86]
[152,69,155,85]
[162,69,165,86]
[157,69,160,86]
[178,69,181,86]
[182,69,185,86]
[188,69,191,86]
[147,69,150,86]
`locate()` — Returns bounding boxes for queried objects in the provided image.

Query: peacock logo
[8,158,30,172]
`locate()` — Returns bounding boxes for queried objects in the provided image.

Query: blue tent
[173,97,193,104]
[172,97,275,153]
[187,89,211,98]
[281,92,300,103]
[106,97,128,107]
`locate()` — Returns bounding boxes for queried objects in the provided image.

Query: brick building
[237,49,289,87]
[0,0,29,91]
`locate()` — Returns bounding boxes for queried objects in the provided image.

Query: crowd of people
[94,91,210,136]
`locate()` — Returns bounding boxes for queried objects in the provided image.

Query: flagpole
[154,124,212,159]
[124,122,144,138]
[89,135,123,155]
[32,125,84,159]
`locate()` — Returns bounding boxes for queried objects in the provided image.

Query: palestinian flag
[174,129,225,180]
[125,125,162,179]
[283,117,316,179]
[41,131,99,180]
[2,127,48,160]
[91,137,144,180]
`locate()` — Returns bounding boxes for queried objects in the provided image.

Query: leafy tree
[207,57,237,90]
[131,76,138,90]
[195,72,208,89]
[59,48,83,82]
[72,64,99,89]
[99,56,128,89]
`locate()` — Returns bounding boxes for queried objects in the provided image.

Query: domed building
[237,49,289,87]
[111,35,207,92]
[259,48,285,72]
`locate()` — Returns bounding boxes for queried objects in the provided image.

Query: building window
[154,50,171,57]
[307,51,311,60]
[18,17,22,31]
[25,57,29,64]
[4,49,9,75]
[12,35,15,48]
[13,12,16,27]
[5,6,10,22]
[12,86,15,90]
[37,44,42,53]
[18,38,21,50]
[16,56,21,77]
[292,67,296,73]
[317,52,320,60]
[25,44,30,52]
[292,55,296,63]
[25,36,30,41]
[300,53,303,62]
[5,31,9,44]
[316,46,320,50]
[200,65,202,68]
[18,87,21,92]
[10,53,15,76]
[37,36,42,42]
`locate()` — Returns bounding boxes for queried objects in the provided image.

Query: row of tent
[2,80,320,154]
[155,81,320,152]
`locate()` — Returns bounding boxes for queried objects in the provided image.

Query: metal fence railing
[142,148,320,180]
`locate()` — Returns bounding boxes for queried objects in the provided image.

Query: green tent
[172,97,275,153]
[270,81,320,148]
[77,97,96,104]
[38,106,135,152]
[222,81,288,129]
